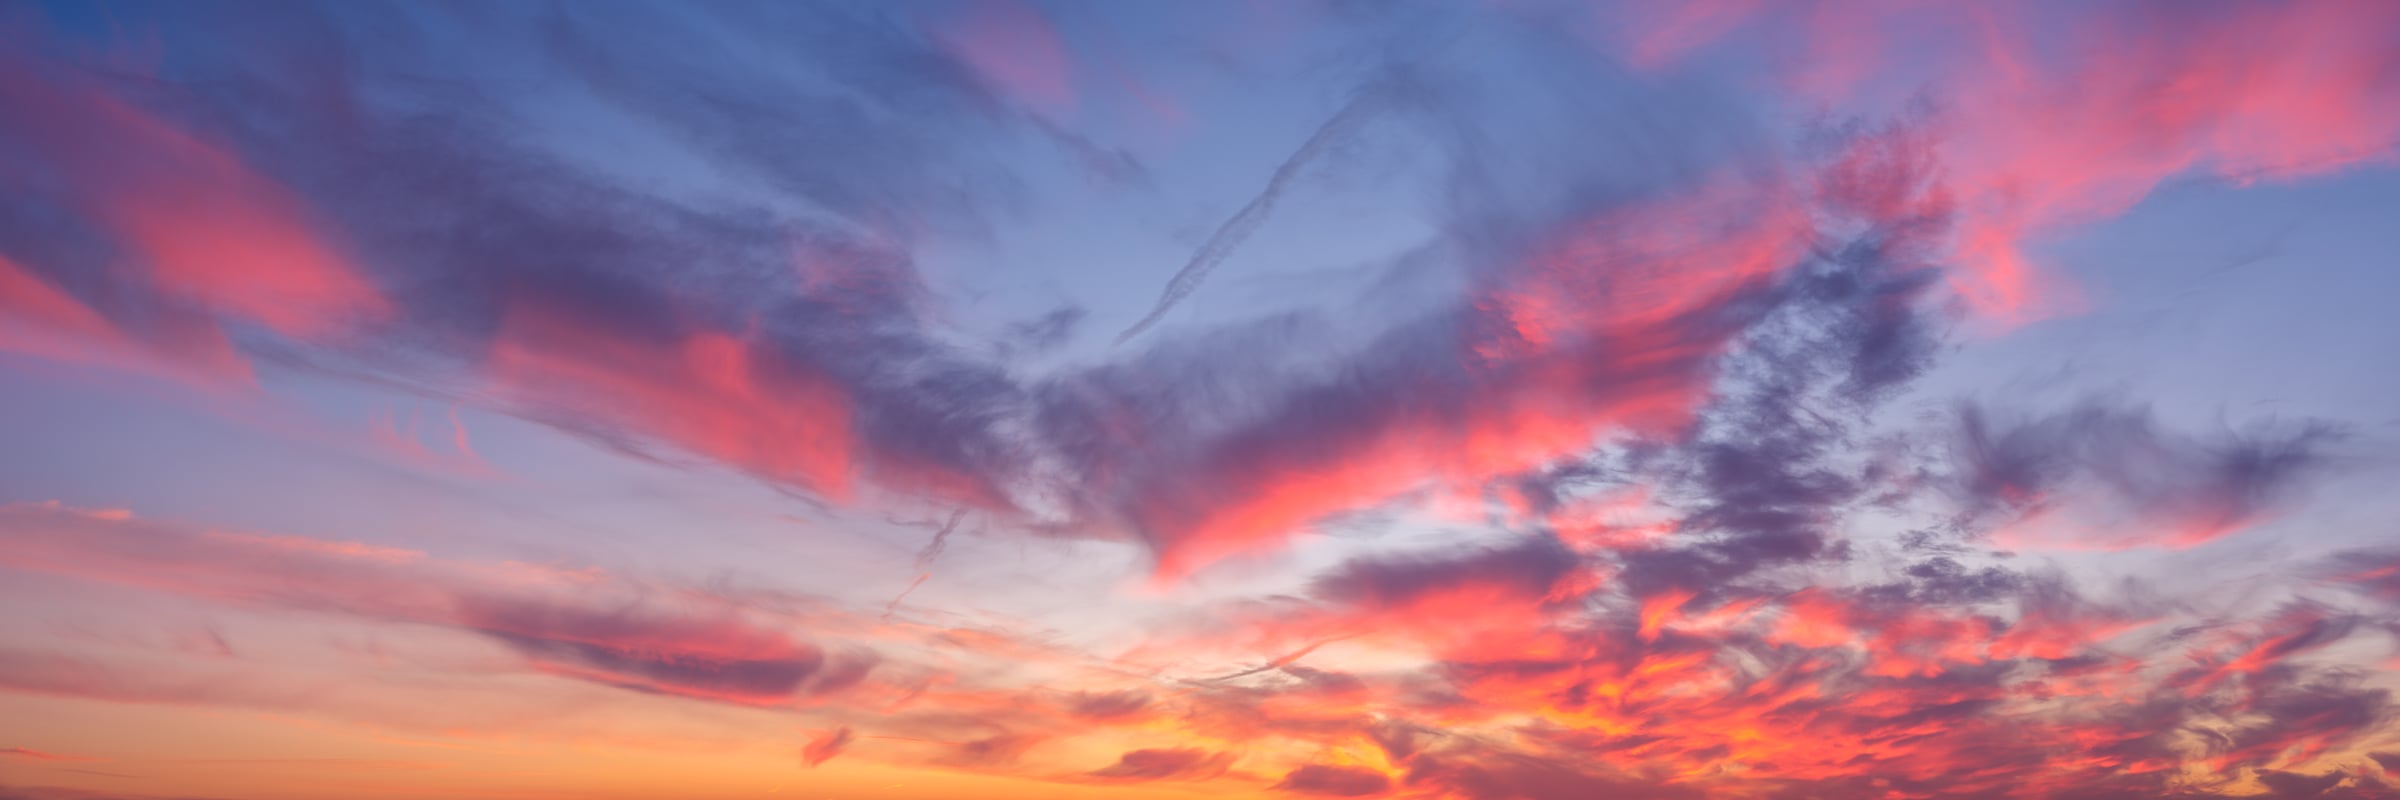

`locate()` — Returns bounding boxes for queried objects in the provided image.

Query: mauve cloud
[0,502,839,704]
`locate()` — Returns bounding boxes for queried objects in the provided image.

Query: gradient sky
[3,1,2400,799]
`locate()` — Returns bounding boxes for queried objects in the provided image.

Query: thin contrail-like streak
[913,508,970,569]
[1203,634,1360,682]
[1114,83,1395,345]
[880,508,970,622]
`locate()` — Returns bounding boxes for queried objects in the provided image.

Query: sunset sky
[4,1,2400,798]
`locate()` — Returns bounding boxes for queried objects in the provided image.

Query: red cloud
[0,58,389,339]
[1620,1,2400,325]
[485,298,858,500]
[1128,176,1802,580]
[802,726,854,767]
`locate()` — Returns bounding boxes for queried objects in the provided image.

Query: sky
[2,1,2399,798]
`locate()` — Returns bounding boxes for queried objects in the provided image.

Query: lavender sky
[3,1,2400,799]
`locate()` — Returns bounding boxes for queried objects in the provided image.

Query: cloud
[802,726,853,767]
[1614,0,2400,323]
[1309,535,1585,612]
[2319,550,2400,605]
[1064,689,1153,721]
[1086,747,1231,782]
[482,297,859,500]
[541,1,1021,235]
[2,1,1035,510]
[1272,764,1391,796]
[934,0,1078,119]
[0,748,97,762]
[0,250,249,386]
[1402,749,1704,800]
[0,503,840,705]
[1950,401,2340,550]
[0,0,1933,587]
[2,4,2397,797]
[0,52,389,340]
[1116,76,1397,343]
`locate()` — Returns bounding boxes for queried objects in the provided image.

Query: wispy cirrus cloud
[1949,400,2340,551]
[0,747,99,762]
[0,502,837,705]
